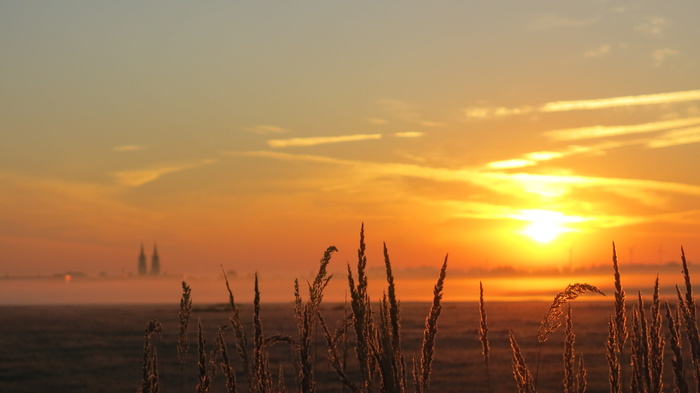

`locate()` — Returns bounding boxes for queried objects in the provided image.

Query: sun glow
[514,209,583,243]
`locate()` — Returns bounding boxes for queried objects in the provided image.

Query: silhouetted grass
[135,227,700,393]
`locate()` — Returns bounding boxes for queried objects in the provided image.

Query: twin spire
[138,243,160,276]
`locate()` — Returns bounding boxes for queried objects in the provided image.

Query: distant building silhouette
[151,244,160,275]
[138,243,161,276]
[138,244,147,275]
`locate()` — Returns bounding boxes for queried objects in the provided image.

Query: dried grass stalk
[678,248,700,390]
[375,243,406,393]
[177,281,192,393]
[253,273,272,393]
[294,246,337,393]
[606,316,622,393]
[140,319,162,393]
[510,332,536,393]
[319,312,359,393]
[649,276,664,393]
[414,255,448,393]
[217,326,237,393]
[664,301,688,393]
[222,266,251,384]
[538,283,605,344]
[196,319,211,393]
[478,281,491,393]
[535,283,604,388]
[348,223,374,392]
[563,305,586,393]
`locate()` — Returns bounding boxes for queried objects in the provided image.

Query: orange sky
[2,2,700,296]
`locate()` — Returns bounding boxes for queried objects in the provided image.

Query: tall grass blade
[478,281,491,393]
[510,332,536,393]
[664,301,688,393]
[606,315,622,393]
[196,319,211,393]
[177,281,192,393]
[414,255,448,393]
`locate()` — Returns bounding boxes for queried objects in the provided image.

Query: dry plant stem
[319,312,359,393]
[510,332,536,393]
[177,281,192,393]
[217,326,237,393]
[141,320,162,393]
[374,243,406,393]
[196,319,211,393]
[294,246,337,393]
[563,306,577,393]
[221,266,251,386]
[606,316,622,393]
[611,242,628,393]
[629,296,650,393]
[535,283,605,388]
[678,247,700,390]
[649,277,664,393]
[348,223,373,393]
[478,281,491,393]
[252,273,272,393]
[664,301,688,393]
[414,255,448,393]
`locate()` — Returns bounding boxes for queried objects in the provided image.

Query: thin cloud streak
[545,117,700,141]
[111,159,218,187]
[113,145,146,152]
[267,134,382,148]
[466,89,700,118]
[647,126,700,148]
[541,89,700,112]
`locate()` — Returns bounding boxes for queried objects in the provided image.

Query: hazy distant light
[267,134,382,148]
[64,274,72,282]
[394,132,424,138]
[487,159,535,169]
[112,145,146,152]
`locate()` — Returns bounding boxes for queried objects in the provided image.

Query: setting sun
[514,209,581,243]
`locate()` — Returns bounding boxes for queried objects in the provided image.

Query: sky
[2,1,700,298]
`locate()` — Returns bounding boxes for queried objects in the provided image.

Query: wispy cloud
[420,121,446,127]
[367,118,388,125]
[267,133,382,148]
[652,48,680,67]
[243,124,292,135]
[635,16,669,38]
[487,159,535,169]
[394,132,424,138]
[113,145,146,152]
[584,44,611,58]
[377,99,420,122]
[527,14,598,31]
[111,159,217,187]
[544,117,700,141]
[467,89,700,119]
[647,126,700,148]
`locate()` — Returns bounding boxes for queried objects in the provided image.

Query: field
[0,301,608,393]
[0,298,690,393]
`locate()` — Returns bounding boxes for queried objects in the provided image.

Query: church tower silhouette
[138,244,147,275]
[151,244,160,275]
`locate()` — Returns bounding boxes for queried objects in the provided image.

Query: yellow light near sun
[513,209,584,243]
[522,220,565,243]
